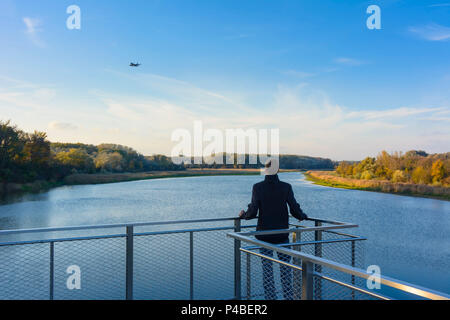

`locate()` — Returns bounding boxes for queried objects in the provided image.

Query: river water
[0,172,448,299]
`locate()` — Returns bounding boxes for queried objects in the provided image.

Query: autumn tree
[431,159,445,183]
[411,166,431,184]
[94,152,125,172]
[55,148,94,173]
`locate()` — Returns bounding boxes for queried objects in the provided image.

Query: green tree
[55,148,94,172]
[0,120,25,181]
[23,131,51,166]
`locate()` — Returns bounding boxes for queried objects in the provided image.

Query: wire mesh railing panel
[134,233,190,300]
[243,250,302,300]
[193,229,235,300]
[0,243,50,300]
[54,237,126,300]
[242,230,367,300]
[289,231,365,266]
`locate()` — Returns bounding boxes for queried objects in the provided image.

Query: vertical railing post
[314,221,322,300]
[351,240,356,300]
[126,225,134,300]
[246,253,251,300]
[292,229,302,300]
[234,218,241,300]
[190,231,194,300]
[49,241,54,300]
[301,260,313,300]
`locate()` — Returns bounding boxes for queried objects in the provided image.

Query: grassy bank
[0,169,262,198]
[305,171,450,201]
[63,168,261,185]
[1,168,305,198]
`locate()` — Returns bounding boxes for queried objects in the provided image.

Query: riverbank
[63,168,262,185]
[1,168,264,198]
[305,171,450,201]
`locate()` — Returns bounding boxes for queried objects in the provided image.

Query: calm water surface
[0,172,449,297]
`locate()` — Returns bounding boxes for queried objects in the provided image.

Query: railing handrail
[236,224,358,237]
[0,217,240,236]
[0,216,330,236]
[0,225,258,247]
[228,231,450,300]
[0,216,332,248]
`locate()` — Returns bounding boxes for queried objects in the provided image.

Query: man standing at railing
[239,158,308,300]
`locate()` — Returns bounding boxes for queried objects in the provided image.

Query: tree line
[336,150,449,186]
[0,121,183,183]
[1,121,337,184]
[183,154,336,170]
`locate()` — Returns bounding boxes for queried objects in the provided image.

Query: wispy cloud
[3,73,449,160]
[282,70,316,79]
[408,23,450,41]
[0,76,56,110]
[346,107,446,120]
[105,69,254,115]
[428,3,450,7]
[268,85,450,158]
[0,75,37,89]
[281,67,340,79]
[334,57,366,66]
[422,109,450,121]
[48,121,78,131]
[225,34,252,40]
[23,17,45,47]
[93,80,450,159]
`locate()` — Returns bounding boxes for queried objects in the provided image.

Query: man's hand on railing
[238,210,245,218]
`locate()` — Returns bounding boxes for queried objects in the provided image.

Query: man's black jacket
[241,174,307,244]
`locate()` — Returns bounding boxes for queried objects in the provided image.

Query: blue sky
[0,0,449,160]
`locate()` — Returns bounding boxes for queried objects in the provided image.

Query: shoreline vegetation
[305,171,450,201]
[2,121,449,201]
[0,121,332,198]
[0,168,299,198]
[63,168,263,185]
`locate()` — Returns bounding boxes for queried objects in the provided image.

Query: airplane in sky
[129,62,141,67]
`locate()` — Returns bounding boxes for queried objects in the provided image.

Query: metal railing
[0,216,448,300]
[0,217,248,300]
[228,218,450,300]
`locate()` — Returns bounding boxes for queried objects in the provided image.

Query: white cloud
[48,121,78,131]
[105,69,254,116]
[93,81,450,160]
[0,91,44,109]
[282,70,316,78]
[33,88,56,100]
[2,73,449,160]
[408,23,450,41]
[0,88,56,109]
[0,75,37,89]
[346,107,445,120]
[225,34,252,40]
[428,3,450,7]
[23,17,45,47]
[334,57,365,66]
